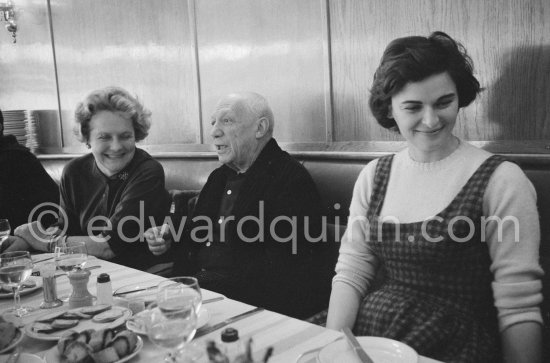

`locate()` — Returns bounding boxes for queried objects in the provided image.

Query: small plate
[44,335,143,363]
[0,328,23,354]
[317,336,418,363]
[25,306,132,341]
[126,307,210,335]
[0,353,44,363]
[0,277,42,299]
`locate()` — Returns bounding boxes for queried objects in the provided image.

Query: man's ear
[255,117,269,138]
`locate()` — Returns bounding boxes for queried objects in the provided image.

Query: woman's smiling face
[389,72,460,162]
[88,110,136,177]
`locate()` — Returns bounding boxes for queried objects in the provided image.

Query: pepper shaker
[68,268,93,308]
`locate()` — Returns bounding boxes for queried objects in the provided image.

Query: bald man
[145,92,330,318]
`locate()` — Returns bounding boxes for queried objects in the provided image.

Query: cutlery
[54,265,101,278]
[31,265,101,277]
[32,256,54,264]
[203,296,224,304]
[342,327,374,363]
[194,307,264,338]
[112,285,157,297]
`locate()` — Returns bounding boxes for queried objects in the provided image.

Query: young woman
[326,32,543,363]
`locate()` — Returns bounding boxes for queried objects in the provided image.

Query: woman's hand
[13,221,59,252]
[144,225,172,256]
[2,235,32,253]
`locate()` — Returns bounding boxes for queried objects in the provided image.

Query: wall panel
[49,0,200,150]
[0,0,60,149]
[196,0,328,144]
[330,0,550,144]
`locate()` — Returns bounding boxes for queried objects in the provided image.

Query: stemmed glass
[158,276,203,313]
[54,241,88,300]
[147,277,202,362]
[0,219,11,249]
[0,251,34,317]
[54,241,88,273]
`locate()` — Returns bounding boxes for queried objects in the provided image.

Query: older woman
[9,87,170,270]
[326,32,543,363]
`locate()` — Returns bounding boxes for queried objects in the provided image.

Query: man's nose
[422,107,439,128]
[210,122,223,138]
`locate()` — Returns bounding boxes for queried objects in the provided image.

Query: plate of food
[0,277,42,299]
[0,353,44,363]
[0,320,23,354]
[126,306,210,335]
[44,328,142,363]
[25,304,132,341]
[317,336,418,363]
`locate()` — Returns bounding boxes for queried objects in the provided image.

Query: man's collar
[223,138,279,176]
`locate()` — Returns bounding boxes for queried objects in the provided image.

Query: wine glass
[0,251,34,317]
[0,219,11,249]
[158,276,202,313]
[54,241,88,273]
[54,241,87,300]
[147,279,201,362]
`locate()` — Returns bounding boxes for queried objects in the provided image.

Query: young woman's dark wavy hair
[369,31,481,130]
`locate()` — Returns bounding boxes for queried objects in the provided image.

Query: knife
[195,307,264,338]
[342,327,374,363]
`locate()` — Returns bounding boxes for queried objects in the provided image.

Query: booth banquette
[38,150,550,341]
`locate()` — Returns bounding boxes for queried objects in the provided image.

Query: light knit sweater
[333,140,544,331]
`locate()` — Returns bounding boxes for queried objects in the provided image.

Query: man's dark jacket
[0,135,59,228]
[173,138,331,318]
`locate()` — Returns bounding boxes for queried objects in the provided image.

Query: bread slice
[79,304,111,316]
[92,310,123,323]
[51,319,79,329]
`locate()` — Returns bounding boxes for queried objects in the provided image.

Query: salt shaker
[96,273,114,305]
[220,327,243,361]
[39,262,62,309]
[68,268,93,308]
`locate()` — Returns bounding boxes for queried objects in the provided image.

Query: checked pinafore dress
[354,154,505,363]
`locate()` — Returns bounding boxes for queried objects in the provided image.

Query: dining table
[0,254,442,363]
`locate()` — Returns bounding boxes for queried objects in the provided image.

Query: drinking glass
[54,241,88,273]
[0,251,34,316]
[54,241,87,300]
[0,219,11,249]
[158,276,202,313]
[147,279,200,362]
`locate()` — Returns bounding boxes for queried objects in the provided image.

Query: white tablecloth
[0,254,441,363]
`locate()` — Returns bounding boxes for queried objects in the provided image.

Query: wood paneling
[0,0,60,149]
[49,0,200,148]
[329,0,550,144]
[195,0,328,143]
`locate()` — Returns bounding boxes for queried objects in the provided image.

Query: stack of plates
[3,110,39,152]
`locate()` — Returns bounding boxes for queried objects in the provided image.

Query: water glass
[158,276,202,313]
[0,251,34,316]
[147,280,200,362]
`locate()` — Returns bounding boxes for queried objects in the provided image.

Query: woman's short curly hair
[74,86,152,143]
[369,31,480,130]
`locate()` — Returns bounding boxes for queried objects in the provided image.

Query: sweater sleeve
[332,160,380,298]
[484,161,544,331]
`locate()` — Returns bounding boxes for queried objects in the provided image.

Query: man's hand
[144,225,172,256]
